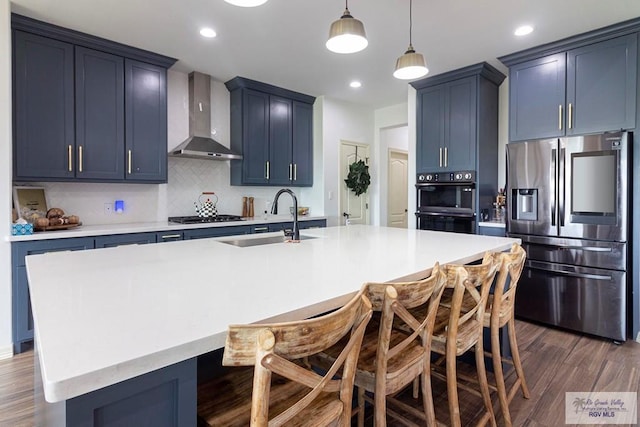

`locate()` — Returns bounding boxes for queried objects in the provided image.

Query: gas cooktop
[168,215,245,224]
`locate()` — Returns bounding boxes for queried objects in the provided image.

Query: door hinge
[366,203,369,209]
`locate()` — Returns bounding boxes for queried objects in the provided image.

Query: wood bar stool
[430,260,499,427]
[197,290,372,427]
[313,262,447,427]
[474,243,530,427]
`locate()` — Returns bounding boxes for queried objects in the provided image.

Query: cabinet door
[416,85,446,173]
[75,47,125,180]
[13,31,75,180]
[12,237,95,352]
[95,232,156,248]
[292,101,313,186]
[509,53,566,141]
[269,95,293,185]
[445,77,476,171]
[242,90,270,184]
[567,34,637,135]
[124,59,167,182]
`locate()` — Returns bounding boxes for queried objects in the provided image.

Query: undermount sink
[220,235,317,248]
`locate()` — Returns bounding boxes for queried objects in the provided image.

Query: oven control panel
[417,171,475,183]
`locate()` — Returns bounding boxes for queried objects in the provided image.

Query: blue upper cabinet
[75,46,125,181]
[11,14,176,183]
[508,53,566,141]
[501,29,638,142]
[124,59,168,182]
[412,63,503,174]
[13,31,75,180]
[226,77,315,187]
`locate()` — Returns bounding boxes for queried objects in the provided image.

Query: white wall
[373,103,409,226]
[318,97,374,226]
[0,0,13,358]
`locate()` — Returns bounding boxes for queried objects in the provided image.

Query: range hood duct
[169,71,242,160]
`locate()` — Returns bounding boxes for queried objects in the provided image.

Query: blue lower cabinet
[268,219,327,233]
[183,225,252,240]
[12,237,95,353]
[94,232,157,248]
[65,358,196,427]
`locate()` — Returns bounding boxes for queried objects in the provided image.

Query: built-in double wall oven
[415,171,476,234]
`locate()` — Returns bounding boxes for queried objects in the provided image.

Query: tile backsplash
[17,157,303,225]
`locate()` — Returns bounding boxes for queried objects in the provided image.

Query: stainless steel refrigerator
[506,131,629,341]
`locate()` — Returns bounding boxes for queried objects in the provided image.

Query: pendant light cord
[409,0,413,47]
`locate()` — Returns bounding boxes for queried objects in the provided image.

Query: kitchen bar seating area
[195,241,530,426]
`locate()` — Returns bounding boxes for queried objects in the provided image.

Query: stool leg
[446,349,462,427]
[357,387,365,427]
[507,316,530,398]
[421,359,437,427]
[491,325,512,427]
[475,339,497,427]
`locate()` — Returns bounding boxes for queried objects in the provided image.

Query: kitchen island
[26,225,519,426]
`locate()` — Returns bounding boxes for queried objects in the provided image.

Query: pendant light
[393,0,428,80]
[326,0,368,54]
[224,0,268,6]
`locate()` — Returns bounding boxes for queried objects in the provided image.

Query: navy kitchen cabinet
[226,77,315,187]
[13,31,75,180]
[75,46,125,180]
[125,59,168,182]
[478,225,506,237]
[95,232,157,248]
[502,33,637,141]
[11,14,175,183]
[269,219,327,233]
[11,237,95,353]
[183,225,252,240]
[412,63,505,175]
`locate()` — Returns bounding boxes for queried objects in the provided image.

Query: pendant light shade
[393,0,428,80]
[224,0,268,7]
[326,2,368,54]
[394,45,428,79]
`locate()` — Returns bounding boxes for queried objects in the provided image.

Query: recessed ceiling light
[514,25,534,36]
[224,0,268,6]
[350,81,362,88]
[199,28,217,38]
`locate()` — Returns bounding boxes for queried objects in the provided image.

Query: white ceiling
[10,0,640,109]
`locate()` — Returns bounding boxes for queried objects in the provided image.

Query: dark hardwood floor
[1,320,639,426]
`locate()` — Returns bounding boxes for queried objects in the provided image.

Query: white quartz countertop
[478,221,506,228]
[26,225,519,403]
[6,215,325,242]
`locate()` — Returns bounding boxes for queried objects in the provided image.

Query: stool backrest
[483,243,526,320]
[222,291,372,427]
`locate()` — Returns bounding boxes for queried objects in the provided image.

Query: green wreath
[344,160,370,196]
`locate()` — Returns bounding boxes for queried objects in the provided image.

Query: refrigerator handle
[526,264,612,281]
[559,147,565,226]
[551,148,556,226]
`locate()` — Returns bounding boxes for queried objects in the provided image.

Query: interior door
[387,149,408,228]
[340,142,369,225]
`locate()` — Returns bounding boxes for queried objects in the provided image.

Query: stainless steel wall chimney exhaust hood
[169,71,242,160]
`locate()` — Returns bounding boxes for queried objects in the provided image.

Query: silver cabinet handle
[568,103,573,129]
[128,150,132,174]
[78,146,83,172]
[439,148,443,167]
[289,163,293,180]
[444,147,448,167]
[160,234,181,239]
[265,161,270,180]
[293,163,297,181]
[558,245,613,252]
[253,226,268,232]
[558,104,563,130]
[68,145,73,172]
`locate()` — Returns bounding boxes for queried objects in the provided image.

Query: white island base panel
[26,225,519,426]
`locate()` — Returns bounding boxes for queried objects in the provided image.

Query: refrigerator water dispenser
[513,189,537,221]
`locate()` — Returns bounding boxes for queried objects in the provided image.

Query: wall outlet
[104,203,113,214]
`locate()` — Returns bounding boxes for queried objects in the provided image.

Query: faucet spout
[271,188,299,241]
